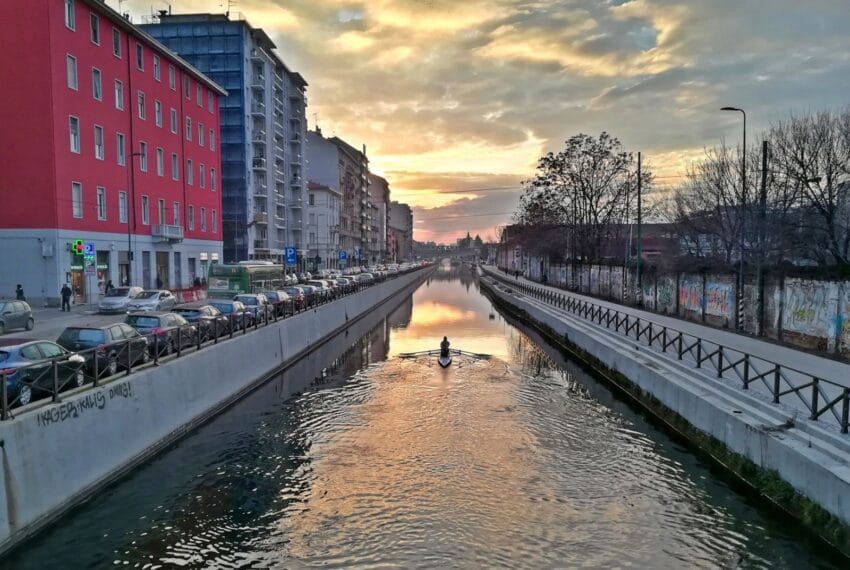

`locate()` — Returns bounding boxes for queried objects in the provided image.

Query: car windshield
[135,291,158,299]
[106,288,132,297]
[0,352,7,362]
[126,315,160,327]
[236,296,257,305]
[210,303,232,314]
[57,328,105,344]
[0,303,6,312]
[175,309,200,318]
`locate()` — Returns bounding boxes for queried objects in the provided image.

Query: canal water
[3,265,838,569]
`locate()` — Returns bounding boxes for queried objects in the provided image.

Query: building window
[210,168,216,191]
[173,201,180,226]
[169,108,177,134]
[185,117,192,141]
[90,13,99,45]
[119,191,127,223]
[116,133,125,165]
[156,147,164,176]
[139,141,148,172]
[199,163,205,188]
[141,195,149,225]
[71,182,83,218]
[65,0,75,30]
[135,43,144,70]
[187,159,193,185]
[153,55,160,81]
[154,100,162,127]
[137,91,145,119]
[69,116,80,153]
[196,85,202,106]
[112,28,121,58]
[96,186,106,220]
[309,193,315,205]
[66,55,78,90]
[200,207,206,231]
[94,125,104,160]
[158,199,165,224]
[209,129,215,151]
[207,92,214,112]
[168,65,176,90]
[91,68,102,100]
[211,209,217,232]
[188,205,195,230]
[198,123,204,147]
[114,80,124,110]
[183,76,190,99]
[171,153,179,181]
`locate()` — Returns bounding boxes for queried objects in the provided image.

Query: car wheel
[106,355,118,376]
[18,385,32,406]
[72,368,85,388]
[140,350,151,364]
[25,318,34,331]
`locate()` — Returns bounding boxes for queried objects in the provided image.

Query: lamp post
[721,106,746,330]
[125,150,143,286]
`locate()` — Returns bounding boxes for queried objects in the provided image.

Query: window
[114,80,124,109]
[90,13,99,45]
[69,116,80,153]
[200,207,206,231]
[196,84,202,106]
[185,117,192,141]
[96,187,106,220]
[188,205,195,230]
[199,163,205,188]
[119,191,127,223]
[168,65,176,90]
[141,195,149,225]
[198,123,204,146]
[207,92,214,112]
[209,129,215,151]
[93,125,104,160]
[309,193,315,205]
[210,168,216,191]
[112,28,121,58]
[186,159,193,185]
[65,0,75,30]
[135,43,143,70]
[153,55,160,81]
[137,91,145,119]
[71,182,83,218]
[158,199,165,224]
[211,209,217,232]
[183,76,190,99]
[169,108,177,133]
[66,55,78,90]
[154,100,162,127]
[139,141,148,171]
[91,68,102,100]
[156,147,164,176]
[173,201,180,226]
[171,152,179,181]
[116,133,125,165]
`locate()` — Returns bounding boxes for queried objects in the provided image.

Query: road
[2,303,126,343]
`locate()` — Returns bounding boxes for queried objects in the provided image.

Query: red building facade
[0,0,226,304]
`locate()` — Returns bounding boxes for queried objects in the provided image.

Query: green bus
[207,263,286,298]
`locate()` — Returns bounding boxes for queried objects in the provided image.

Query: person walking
[105,280,115,294]
[15,284,25,301]
[60,283,72,312]
[155,275,163,289]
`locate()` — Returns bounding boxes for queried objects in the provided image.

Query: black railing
[0,267,432,421]
[484,268,850,434]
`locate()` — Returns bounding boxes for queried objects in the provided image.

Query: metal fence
[0,268,430,421]
[484,269,850,435]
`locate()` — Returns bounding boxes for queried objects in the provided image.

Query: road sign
[83,241,96,258]
[84,257,96,275]
[339,250,348,261]
[285,247,297,266]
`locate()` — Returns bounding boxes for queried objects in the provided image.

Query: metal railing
[484,268,850,434]
[0,267,432,421]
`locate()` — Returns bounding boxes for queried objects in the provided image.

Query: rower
[440,336,450,358]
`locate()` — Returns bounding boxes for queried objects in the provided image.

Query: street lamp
[721,106,746,330]
[125,150,143,286]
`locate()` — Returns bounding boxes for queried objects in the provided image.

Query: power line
[416,211,515,221]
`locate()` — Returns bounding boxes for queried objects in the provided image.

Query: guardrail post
[52,361,60,403]
[810,378,820,420]
[716,345,723,377]
[648,323,653,347]
[842,389,849,434]
[773,367,781,403]
[93,348,100,387]
[742,355,750,389]
[662,327,667,352]
[242,312,247,335]
[695,340,702,368]
[197,324,202,350]
[1,373,8,421]
[213,319,218,344]
[176,328,182,357]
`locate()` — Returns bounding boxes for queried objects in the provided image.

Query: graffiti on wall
[705,282,734,318]
[679,276,703,313]
[611,269,624,301]
[782,279,834,338]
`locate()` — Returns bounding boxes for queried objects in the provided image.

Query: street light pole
[721,106,746,330]
[125,150,143,286]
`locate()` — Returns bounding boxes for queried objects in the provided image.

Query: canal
[3,265,838,568]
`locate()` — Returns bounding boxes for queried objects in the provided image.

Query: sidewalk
[484,266,850,385]
[19,304,123,343]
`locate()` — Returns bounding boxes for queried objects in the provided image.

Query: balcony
[252,157,267,170]
[254,212,268,224]
[251,75,265,89]
[251,102,266,116]
[251,48,265,62]
[288,199,303,209]
[151,224,184,242]
[253,240,269,251]
[275,216,286,229]
[252,129,266,142]
[253,185,267,197]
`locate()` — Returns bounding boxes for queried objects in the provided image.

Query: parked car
[282,287,306,310]
[356,273,375,284]
[0,339,86,406]
[261,291,291,317]
[299,285,319,305]
[125,290,178,312]
[207,299,254,329]
[306,280,331,299]
[233,294,270,320]
[335,277,353,292]
[97,286,143,313]
[0,301,34,335]
[172,303,230,339]
[124,312,196,355]
[57,324,150,378]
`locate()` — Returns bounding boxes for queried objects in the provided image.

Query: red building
[0,0,226,305]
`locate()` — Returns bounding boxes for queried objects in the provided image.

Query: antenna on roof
[222,0,237,17]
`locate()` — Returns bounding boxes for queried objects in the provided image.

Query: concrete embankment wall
[479,273,850,533]
[0,268,432,553]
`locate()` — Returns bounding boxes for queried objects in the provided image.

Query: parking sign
[285,247,297,266]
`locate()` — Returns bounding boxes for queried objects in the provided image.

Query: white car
[125,290,177,312]
[98,286,143,313]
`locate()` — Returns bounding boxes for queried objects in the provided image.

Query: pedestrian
[60,283,72,312]
[105,280,114,294]
[155,275,163,289]
[15,284,25,300]
[542,272,548,284]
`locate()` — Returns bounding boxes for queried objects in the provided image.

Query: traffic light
[72,240,84,256]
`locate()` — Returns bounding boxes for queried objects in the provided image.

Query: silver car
[125,290,177,312]
[0,301,33,335]
[97,286,143,313]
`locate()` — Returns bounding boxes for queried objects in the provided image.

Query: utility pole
[756,140,768,336]
[636,151,642,306]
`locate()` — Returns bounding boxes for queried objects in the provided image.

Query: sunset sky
[122,0,850,243]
